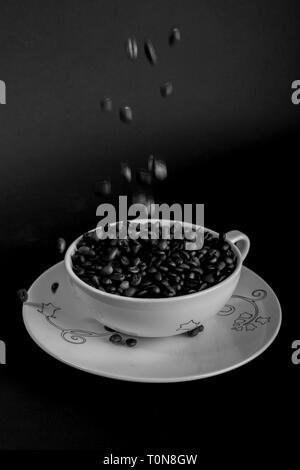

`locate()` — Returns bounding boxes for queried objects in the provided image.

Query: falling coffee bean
[100,97,113,112]
[154,160,167,180]
[169,27,181,46]
[132,192,154,213]
[57,237,66,254]
[160,81,173,98]
[144,40,157,65]
[95,179,111,196]
[51,282,59,294]
[126,338,137,347]
[120,162,132,182]
[125,37,138,60]
[119,105,133,123]
[17,288,28,303]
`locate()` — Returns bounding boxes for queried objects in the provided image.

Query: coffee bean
[189,260,200,267]
[102,264,114,275]
[203,274,215,284]
[100,97,113,112]
[181,263,190,270]
[161,281,175,295]
[131,274,142,286]
[128,266,140,273]
[102,277,112,286]
[110,273,125,281]
[186,289,196,294]
[199,283,208,291]
[78,246,93,256]
[121,256,130,266]
[224,256,234,265]
[109,333,122,344]
[95,179,111,196]
[126,338,137,347]
[167,261,177,268]
[17,288,28,303]
[158,240,168,251]
[57,237,66,254]
[159,265,169,272]
[154,272,163,281]
[137,289,149,297]
[120,280,130,290]
[107,248,118,261]
[221,243,230,251]
[186,325,203,337]
[154,250,167,257]
[139,262,147,270]
[74,267,84,276]
[152,286,161,295]
[119,105,133,123]
[144,39,157,65]
[169,27,181,46]
[153,159,167,180]
[51,282,59,294]
[106,286,116,293]
[132,257,141,266]
[210,249,220,258]
[112,264,123,273]
[120,163,132,182]
[125,37,138,60]
[160,81,173,98]
[91,276,100,287]
[147,267,156,275]
[132,243,141,255]
[124,287,137,297]
[217,261,226,271]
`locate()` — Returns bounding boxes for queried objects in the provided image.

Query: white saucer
[23,262,281,382]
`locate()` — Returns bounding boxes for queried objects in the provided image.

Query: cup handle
[225,230,250,262]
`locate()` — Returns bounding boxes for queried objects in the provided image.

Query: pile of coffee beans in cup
[71,222,237,298]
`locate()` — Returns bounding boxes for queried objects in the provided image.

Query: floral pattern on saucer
[218,289,270,332]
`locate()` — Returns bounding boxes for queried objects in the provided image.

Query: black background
[0,0,299,463]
